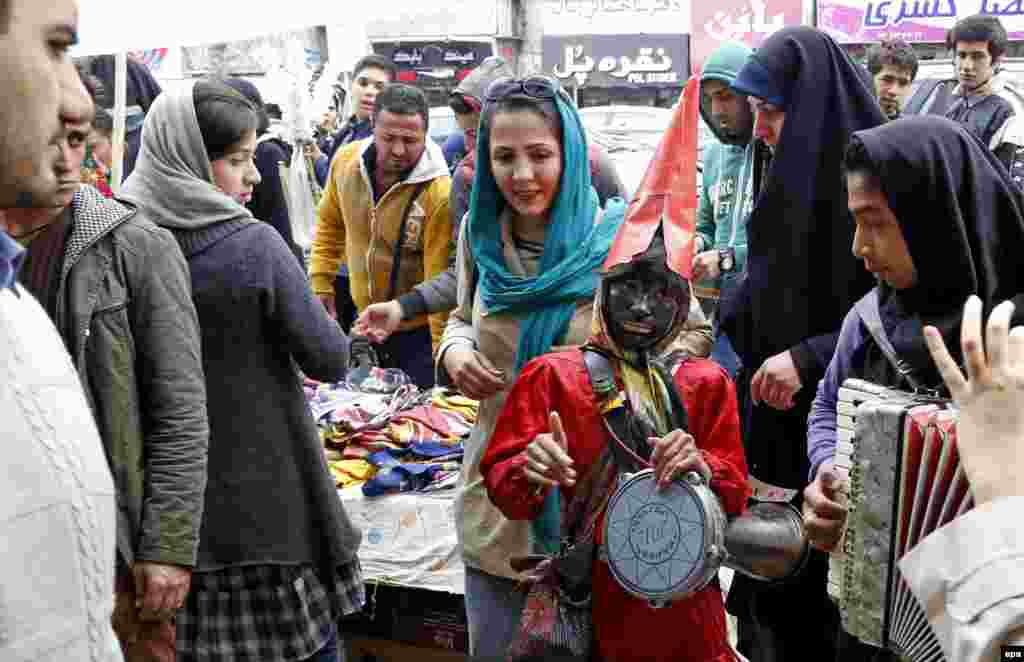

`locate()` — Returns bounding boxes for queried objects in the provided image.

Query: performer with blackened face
[481,214,750,661]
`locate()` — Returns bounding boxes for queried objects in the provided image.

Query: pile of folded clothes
[305,376,478,496]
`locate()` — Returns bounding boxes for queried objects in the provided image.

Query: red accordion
[828,379,971,661]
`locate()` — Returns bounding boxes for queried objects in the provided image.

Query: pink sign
[692,0,804,74]
[817,0,1024,44]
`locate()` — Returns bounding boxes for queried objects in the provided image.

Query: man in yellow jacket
[310,83,452,388]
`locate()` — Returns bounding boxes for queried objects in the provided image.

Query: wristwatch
[719,247,736,273]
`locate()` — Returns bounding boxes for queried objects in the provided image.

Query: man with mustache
[1,0,121,658]
[4,66,208,661]
[309,83,452,388]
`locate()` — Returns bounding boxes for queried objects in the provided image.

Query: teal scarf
[468,92,627,554]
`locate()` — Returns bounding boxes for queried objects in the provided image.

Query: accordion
[828,378,972,661]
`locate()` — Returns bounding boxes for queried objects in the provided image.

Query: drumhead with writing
[603,471,710,600]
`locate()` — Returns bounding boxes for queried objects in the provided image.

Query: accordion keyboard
[828,379,889,605]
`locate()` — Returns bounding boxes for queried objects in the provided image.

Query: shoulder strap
[854,289,924,391]
[387,181,429,301]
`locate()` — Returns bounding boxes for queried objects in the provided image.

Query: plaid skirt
[176,560,364,662]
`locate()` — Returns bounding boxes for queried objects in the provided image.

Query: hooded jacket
[40,185,208,568]
[310,136,453,348]
[696,41,755,299]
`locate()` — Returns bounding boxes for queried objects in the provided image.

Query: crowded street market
[3,0,1024,661]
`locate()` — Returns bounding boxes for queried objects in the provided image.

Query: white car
[583,106,712,199]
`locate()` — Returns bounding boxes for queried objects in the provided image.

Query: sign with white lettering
[691,0,803,73]
[373,42,495,70]
[818,0,1024,43]
[542,34,690,87]
[542,0,692,36]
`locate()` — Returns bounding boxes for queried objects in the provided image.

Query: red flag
[603,75,700,278]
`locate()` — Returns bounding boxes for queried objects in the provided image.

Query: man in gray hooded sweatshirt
[692,41,758,379]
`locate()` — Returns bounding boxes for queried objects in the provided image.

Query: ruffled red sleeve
[482,352,607,520]
[483,355,566,520]
[674,358,751,516]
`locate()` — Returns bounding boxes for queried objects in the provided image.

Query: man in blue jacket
[692,41,756,378]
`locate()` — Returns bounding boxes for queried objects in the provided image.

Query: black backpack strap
[855,289,925,392]
[387,181,429,301]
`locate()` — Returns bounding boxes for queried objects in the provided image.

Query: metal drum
[602,469,726,608]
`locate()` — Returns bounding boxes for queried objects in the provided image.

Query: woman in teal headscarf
[436,76,628,658]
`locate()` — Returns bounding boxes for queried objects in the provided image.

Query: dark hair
[75,63,112,109]
[221,78,270,135]
[351,54,398,81]
[193,79,259,161]
[0,0,9,35]
[865,38,919,81]
[93,109,114,135]
[843,136,882,191]
[265,103,283,120]
[946,14,1008,61]
[490,93,562,136]
[373,83,429,132]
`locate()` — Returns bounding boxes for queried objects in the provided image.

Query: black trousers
[729,552,840,662]
[333,271,358,334]
[731,554,900,662]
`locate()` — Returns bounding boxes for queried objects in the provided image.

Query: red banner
[691,0,804,74]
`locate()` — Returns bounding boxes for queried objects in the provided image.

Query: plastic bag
[287,146,320,250]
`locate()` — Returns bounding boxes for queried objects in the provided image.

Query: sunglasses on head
[484,76,561,103]
[449,94,482,115]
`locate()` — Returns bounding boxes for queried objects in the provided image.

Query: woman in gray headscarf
[121,79,362,662]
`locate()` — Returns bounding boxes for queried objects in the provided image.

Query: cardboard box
[341,583,468,653]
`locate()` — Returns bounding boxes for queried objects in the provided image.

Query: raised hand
[525,412,577,488]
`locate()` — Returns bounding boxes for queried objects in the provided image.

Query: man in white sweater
[0,0,122,660]
[910,295,1024,662]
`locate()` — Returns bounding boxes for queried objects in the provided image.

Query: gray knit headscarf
[121,81,254,230]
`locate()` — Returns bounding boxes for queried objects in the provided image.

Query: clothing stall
[307,374,474,658]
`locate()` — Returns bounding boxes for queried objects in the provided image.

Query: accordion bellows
[829,379,972,661]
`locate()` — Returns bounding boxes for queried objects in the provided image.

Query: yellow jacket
[310,138,452,349]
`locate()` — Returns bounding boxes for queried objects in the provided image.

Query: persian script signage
[542,34,690,87]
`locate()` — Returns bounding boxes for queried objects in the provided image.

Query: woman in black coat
[122,79,361,662]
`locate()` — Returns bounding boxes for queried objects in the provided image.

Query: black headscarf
[723,26,883,368]
[853,115,1024,385]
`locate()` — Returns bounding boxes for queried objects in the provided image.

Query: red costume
[481,350,749,661]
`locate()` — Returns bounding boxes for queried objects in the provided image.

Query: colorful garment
[481,353,748,662]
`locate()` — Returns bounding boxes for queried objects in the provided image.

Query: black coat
[172,219,360,571]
